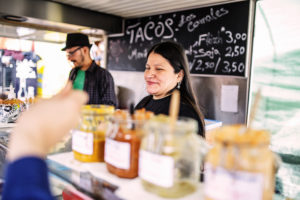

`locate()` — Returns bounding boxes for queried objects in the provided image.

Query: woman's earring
[177,81,181,89]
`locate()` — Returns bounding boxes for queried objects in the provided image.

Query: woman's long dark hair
[147,41,205,136]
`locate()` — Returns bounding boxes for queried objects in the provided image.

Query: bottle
[17,78,27,101]
[7,84,16,99]
[26,86,35,106]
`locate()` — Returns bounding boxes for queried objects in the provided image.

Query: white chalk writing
[178,8,229,32]
[128,48,148,60]
[126,18,174,44]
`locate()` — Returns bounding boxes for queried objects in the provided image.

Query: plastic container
[204,125,276,200]
[72,105,114,162]
[139,115,206,198]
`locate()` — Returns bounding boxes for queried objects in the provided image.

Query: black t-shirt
[135,95,204,137]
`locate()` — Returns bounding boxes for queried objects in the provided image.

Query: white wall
[35,41,70,98]
[110,71,148,107]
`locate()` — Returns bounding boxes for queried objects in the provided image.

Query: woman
[135,41,205,137]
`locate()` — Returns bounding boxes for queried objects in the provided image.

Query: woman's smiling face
[144,52,183,99]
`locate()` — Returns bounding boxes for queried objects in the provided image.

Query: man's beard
[72,54,85,68]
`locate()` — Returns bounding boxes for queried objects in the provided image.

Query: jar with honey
[72,105,114,162]
[104,109,152,178]
[204,125,276,200]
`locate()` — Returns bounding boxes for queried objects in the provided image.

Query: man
[62,33,117,106]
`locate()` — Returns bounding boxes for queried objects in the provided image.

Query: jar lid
[146,114,198,134]
[81,104,115,115]
[214,125,270,145]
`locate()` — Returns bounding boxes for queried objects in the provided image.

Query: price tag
[72,130,93,155]
[104,138,131,169]
[204,163,264,200]
[139,150,174,188]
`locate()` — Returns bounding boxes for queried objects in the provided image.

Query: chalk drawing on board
[109,39,124,64]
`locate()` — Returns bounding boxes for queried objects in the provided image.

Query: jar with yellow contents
[204,125,276,200]
[72,105,114,162]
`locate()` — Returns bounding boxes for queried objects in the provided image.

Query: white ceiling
[52,0,243,18]
[0,0,245,43]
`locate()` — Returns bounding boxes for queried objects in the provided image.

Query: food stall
[0,0,299,199]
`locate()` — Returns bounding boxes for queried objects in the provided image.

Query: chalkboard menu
[107,1,250,76]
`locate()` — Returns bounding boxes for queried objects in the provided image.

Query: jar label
[204,163,264,200]
[104,138,131,169]
[72,130,94,155]
[139,150,174,188]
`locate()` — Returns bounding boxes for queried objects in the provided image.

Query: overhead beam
[0,0,123,34]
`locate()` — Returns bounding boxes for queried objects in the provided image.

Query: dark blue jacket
[2,157,53,200]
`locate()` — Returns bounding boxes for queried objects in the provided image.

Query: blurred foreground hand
[7,82,88,161]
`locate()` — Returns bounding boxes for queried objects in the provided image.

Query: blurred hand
[7,82,88,161]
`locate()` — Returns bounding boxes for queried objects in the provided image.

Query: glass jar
[204,125,276,200]
[105,111,145,178]
[139,115,206,198]
[72,105,114,162]
[0,99,26,123]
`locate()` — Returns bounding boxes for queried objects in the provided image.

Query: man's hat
[61,33,92,51]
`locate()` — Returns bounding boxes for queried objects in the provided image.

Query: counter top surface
[47,152,204,200]
[48,152,285,200]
